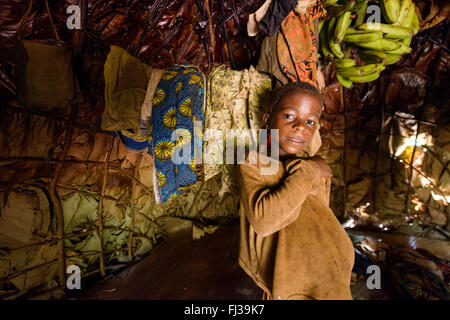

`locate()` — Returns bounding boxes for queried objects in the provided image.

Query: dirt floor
[71,217,405,300]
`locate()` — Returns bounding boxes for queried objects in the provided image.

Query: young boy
[237,82,355,300]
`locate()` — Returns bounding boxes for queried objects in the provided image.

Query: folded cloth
[149,65,205,204]
[277,3,325,87]
[102,45,152,140]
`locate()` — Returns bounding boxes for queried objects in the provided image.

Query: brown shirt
[238,151,355,300]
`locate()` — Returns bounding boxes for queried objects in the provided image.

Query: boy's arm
[238,158,319,237]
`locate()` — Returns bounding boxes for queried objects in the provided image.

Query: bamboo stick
[128,153,144,261]
[47,104,77,287]
[97,137,114,277]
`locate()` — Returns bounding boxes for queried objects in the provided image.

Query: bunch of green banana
[318,0,420,88]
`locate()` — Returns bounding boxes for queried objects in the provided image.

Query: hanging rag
[102,45,153,142]
[149,65,205,204]
[15,0,78,111]
[203,65,273,195]
[276,2,326,87]
[256,32,290,87]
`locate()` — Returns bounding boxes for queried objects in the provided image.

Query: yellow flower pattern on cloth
[154,138,175,161]
[174,127,192,147]
[189,74,203,87]
[153,88,166,106]
[161,70,178,81]
[157,170,166,188]
[179,97,192,117]
[175,81,183,93]
[182,67,196,74]
[162,107,177,129]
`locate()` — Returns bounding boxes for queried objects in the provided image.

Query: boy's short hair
[269,81,324,115]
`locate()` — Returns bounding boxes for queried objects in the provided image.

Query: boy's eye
[307,120,316,125]
[283,114,293,119]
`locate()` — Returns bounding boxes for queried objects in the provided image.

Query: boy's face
[264,91,321,158]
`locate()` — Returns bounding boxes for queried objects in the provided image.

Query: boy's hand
[284,156,332,178]
[310,156,332,178]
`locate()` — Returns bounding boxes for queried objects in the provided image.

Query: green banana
[345,28,357,34]
[400,37,412,46]
[358,23,413,39]
[336,73,353,88]
[335,11,352,43]
[358,50,388,63]
[359,52,384,64]
[384,53,402,65]
[381,0,400,24]
[327,0,356,17]
[354,0,368,27]
[345,28,366,34]
[385,41,411,54]
[394,0,413,26]
[355,38,402,51]
[361,50,388,59]
[322,0,340,7]
[328,18,345,58]
[347,72,381,83]
[344,31,383,43]
[336,63,385,77]
[334,58,356,68]
[320,22,333,59]
[318,20,325,34]
[400,2,415,29]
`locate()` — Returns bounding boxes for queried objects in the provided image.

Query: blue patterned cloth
[148,65,204,203]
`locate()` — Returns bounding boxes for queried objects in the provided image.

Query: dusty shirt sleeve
[238,158,319,237]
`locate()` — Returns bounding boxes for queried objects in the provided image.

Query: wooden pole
[97,137,114,277]
[128,153,144,261]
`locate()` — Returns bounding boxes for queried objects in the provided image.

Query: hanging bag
[15,0,78,111]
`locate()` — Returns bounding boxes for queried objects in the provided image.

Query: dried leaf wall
[0,0,449,299]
